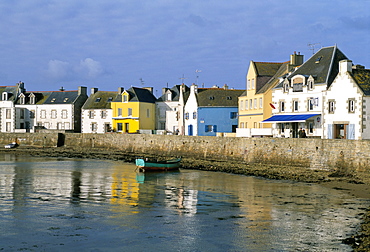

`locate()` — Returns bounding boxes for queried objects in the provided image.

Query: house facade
[323,60,370,139]
[15,86,88,133]
[155,84,189,134]
[0,82,25,132]
[265,45,348,138]
[111,87,156,133]
[237,53,303,137]
[184,84,244,136]
[81,88,119,133]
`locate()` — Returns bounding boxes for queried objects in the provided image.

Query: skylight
[315,56,323,63]
[95,98,101,102]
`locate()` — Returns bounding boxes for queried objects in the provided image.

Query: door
[188,124,193,136]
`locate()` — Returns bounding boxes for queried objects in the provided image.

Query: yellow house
[238,52,303,135]
[111,87,156,133]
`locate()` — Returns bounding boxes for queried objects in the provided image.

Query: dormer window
[166,92,172,101]
[30,95,35,105]
[2,92,8,101]
[64,98,69,102]
[95,98,101,102]
[51,98,56,103]
[107,97,113,102]
[315,56,323,63]
[283,79,289,93]
[307,76,314,90]
[122,92,129,103]
[292,77,304,92]
[226,96,232,100]
[19,94,25,105]
[209,96,214,100]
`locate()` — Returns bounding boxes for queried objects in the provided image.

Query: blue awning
[261,114,320,123]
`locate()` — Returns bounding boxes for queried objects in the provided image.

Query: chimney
[91,87,98,95]
[190,83,198,94]
[223,84,229,90]
[162,88,168,95]
[339,60,353,74]
[78,86,87,96]
[143,87,153,94]
[290,51,304,66]
[118,87,124,94]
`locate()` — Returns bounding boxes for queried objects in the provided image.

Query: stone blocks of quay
[1,132,370,172]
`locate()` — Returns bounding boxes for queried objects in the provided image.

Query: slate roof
[42,90,82,104]
[82,91,119,109]
[197,88,245,107]
[276,45,348,88]
[256,61,293,94]
[352,68,370,95]
[157,85,190,102]
[0,85,19,101]
[114,87,157,103]
[253,62,284,92]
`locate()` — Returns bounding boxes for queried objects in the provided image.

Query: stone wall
[1,132,370,172]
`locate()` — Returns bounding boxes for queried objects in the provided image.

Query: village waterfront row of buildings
[1,45,370,139]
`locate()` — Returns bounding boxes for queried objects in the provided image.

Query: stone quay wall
[1,132,370,172]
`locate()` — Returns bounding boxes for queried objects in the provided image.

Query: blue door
[188,125,193,136]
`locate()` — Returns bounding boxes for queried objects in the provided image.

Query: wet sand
[1,146,370,251]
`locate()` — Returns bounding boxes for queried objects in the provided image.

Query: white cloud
[76,58,104,78]
[47,60,70,79]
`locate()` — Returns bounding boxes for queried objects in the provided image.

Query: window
[328,100,335,113]
[205,125,217,132]
[6,109,11,119]
[247,79,251,90]
[209,96,214,100]
[254,98,257,109]
[167,93,172,101]
[348,99,355,113]
[193,112,196,119]
[308,76,314,90]
[251,79,255,89]
[51,110,57,119]
[249,99,253,109]
[40,110,46,119]
[128,108,132,116]
[63,98,69,102]
[30,95,35,105]
[88,110,94,119]
[308,98,314,111]
[101,110,107,119]
[293,100,299,112]
[118,108,122,117]
[254,122,258,128]
[283,81,289,93]
[226,96,232,100]
[240,100,243,110]
[309,122,314,134]
[6,122,11,132]
[147,109,150,118]
[117,123,123,132]
[20,96,25,105]
[30,110,35,119]
[2,92,8,101]
[280,101,285,112]
[91,123,97,132]
[245,100,248,110]
[65,122,70,129]
[107,97,113,102]
[230,112,238,119]
[20,109,24,119]
[62,110,68,119]
[259,98,263,108]
[240,122,244,128]
[123,95,128,102]
[51,98,56,102]
[95,98,101,102]
[185,112,189,120]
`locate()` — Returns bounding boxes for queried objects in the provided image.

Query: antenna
[308,43,321,54]
[195,69,201,85]
[139,78,145,86]
[179,74,187,84]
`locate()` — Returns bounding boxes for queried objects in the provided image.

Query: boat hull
[135,158,181,171]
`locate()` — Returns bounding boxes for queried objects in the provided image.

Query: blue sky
[1,0,369,96]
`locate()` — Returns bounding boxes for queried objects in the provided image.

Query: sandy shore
[1,146,370,250]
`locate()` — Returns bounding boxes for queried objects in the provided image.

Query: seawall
[1,132,370,173]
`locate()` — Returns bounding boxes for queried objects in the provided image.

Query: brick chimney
[290,51,304,66]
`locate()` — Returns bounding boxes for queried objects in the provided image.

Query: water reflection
[0,154,368,251]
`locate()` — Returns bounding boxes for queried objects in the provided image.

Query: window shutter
[327,124,333,139]
[212,125,217,132]
[347,124,355,140]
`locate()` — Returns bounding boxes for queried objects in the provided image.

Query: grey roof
[42,90,82,104]
[82,91,120,109]
[352,68,370,95]
[276,45,348,88]
[113,87,156,103]
[0,85,19,101]
[157,84,190,102]
[197,88,245,107]
[256,61,293,94]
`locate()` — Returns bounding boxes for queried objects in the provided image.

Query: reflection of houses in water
[164,187,198,215]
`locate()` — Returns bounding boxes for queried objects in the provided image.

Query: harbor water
[0,154,368,251]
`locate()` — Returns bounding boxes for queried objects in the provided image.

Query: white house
[323,60,370,139]
[81,88,119,133]
[0,82,25,132]
[184,84,199,136]
[265,45,348,138]
[155,84,189,134]
[15,86,88,132]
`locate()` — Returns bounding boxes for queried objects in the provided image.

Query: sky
[0,0,370,97]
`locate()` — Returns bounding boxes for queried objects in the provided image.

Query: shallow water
[0,154,368,251]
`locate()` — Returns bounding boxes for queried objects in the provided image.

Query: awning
[261,114,320,123]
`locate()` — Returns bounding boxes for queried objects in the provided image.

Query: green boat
[135,157,181,172]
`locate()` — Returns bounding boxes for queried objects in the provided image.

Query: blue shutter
[212,125,217,132]
[347,124,355,140]
[327,124,333,139]
[188,125,193,136]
